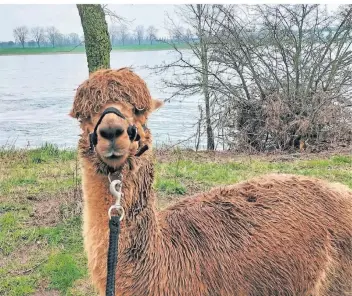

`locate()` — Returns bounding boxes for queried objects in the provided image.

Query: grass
[43,252,85,291]
[0,43,189,56]
[0,143,351,295]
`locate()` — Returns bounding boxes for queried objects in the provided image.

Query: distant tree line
[3,26,82,48]
[1,23,185,49]
[109,24,154,46]
[108,24,185,46]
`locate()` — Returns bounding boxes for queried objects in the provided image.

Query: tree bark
[197,4,215,150]
[76,4,111,74]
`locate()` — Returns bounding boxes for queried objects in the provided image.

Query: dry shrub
[231,91,352,152]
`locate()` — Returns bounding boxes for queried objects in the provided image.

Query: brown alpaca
[70,68,352,296]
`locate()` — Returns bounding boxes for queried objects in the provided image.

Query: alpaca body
[81,155,352,296]
[71,68,352,296]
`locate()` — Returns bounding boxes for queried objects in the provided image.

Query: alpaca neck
[116,157,159,258]
[80,154,159,291]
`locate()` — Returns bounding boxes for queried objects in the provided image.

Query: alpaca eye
[134,108,145,116]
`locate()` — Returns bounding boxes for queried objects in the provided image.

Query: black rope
[106,215,121,296]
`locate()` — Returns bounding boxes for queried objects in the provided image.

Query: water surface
[0,50,204,149]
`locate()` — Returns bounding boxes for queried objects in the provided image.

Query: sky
[0,4,178,41]
[0,3,343,42]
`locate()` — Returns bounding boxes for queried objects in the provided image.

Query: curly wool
[71,67,153,119]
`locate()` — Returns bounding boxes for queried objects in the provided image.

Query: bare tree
[134,25,144,45]
[30,27,44,48]
[102,4,127,24]
[55,33,65,47]
[46,26,60,47]
[117,24,129,46]
[13,26,29,48]
[69,33,81,45]
[146,25,158,45]
[109,25,119,46]
[207,4,352,151]
[150,4,352,152]
[171,25,185,42]
[150,5,220,150]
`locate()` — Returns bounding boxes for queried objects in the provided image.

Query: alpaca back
[156,174,352,295]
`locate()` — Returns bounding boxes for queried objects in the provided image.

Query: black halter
[89,107,140,151]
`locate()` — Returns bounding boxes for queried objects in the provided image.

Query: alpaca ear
[68,109,76,118]
[151,99,164,112]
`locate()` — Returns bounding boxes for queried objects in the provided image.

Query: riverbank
[0,43,188,56]
[1,144,351,295]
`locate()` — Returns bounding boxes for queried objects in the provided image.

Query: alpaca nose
[99,126,124,141]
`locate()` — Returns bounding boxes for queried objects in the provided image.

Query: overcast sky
[0,4,343,42]
[0,4,178,41]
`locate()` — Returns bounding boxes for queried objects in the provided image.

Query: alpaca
[70,68,352,296]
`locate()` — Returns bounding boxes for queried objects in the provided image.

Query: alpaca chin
[98,154,129,171]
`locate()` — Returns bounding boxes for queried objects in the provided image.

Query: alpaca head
[69,67,163,170]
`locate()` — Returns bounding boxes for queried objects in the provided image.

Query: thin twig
[10,259,48,276]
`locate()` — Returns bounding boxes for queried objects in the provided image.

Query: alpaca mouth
[108,154,123,160]
[104,150,126,160]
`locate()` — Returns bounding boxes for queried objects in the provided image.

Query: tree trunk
[197,4,215,150]
[77,4,111,74]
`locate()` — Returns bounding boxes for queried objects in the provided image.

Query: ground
[0,143,351,295]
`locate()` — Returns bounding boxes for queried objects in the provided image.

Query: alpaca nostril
[99,126,124,141]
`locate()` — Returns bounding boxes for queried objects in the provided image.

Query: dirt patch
[32,278,60,296]
[70,278,98,296]
[27,188,82,227]
[0,242,50,284]
[155,146,352,164]
[10,244,49,269]
[155,148,239,164]
[32,291,60,296]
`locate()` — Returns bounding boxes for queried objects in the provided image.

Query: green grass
[0,276,36,296]
[43,252,85,292]
[0,142,78,196]
[0,46,85,55]
[0,43,189,56]
[0,143,351,295]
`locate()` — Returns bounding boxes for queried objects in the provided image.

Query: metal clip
[108,205,125,221]
[109,179,123,205]
[108,173,125,221]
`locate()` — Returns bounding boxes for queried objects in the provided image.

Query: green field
[0,43,189,56]
[0,143,351,295]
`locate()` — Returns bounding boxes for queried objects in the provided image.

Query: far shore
[0,43,188,56]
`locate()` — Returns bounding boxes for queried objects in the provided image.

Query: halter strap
[89,107,139,151]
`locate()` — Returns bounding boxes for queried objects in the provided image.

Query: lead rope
[106,173,125,296]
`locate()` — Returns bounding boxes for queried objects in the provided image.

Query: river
[0,50,205,150]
